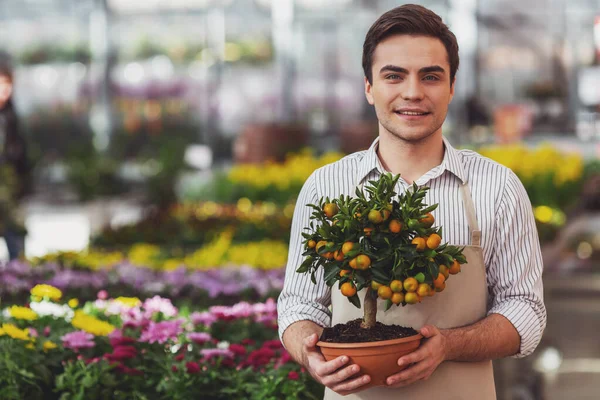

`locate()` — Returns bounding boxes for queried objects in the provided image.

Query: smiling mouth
[395,111,430,116]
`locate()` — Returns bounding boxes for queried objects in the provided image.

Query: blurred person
[0,58,29,260]
[278,4,545,399]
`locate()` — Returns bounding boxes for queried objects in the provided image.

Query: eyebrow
[379,65,446,74]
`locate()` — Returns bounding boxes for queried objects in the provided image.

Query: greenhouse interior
[0,0,599,399]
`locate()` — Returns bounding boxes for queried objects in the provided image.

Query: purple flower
[187,332,212,345]
[61,331,95,351]
[139,319,184,344]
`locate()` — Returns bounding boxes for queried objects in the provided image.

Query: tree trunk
[361,287,377,329]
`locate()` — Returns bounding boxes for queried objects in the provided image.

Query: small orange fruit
[389,219,402,233]
[333,250,344,261]
[439,264,449,279]
[426,234,442,249]
[371,281,383,291]
[405,292,420,304]
[363,227,374,236]
[433,273,446,289]
[323,252,334,260]
[411,237,426,252]
[391,292,405,304]
[368,209,384,224]
[435,281,446,292]
[381,209,391,221]
[342,242,357,255]
[355,254,371,270]
[390,280,404,293]
[417,283,432,297]
[323,203,339,219]
[377,285,393,300]
[419,212,435,228]
[307,240,316,249]
[403,277,418,292]
[340,269,352,277]
[341,282,357,297]
[449,260,461,275]
[316,240,328,252]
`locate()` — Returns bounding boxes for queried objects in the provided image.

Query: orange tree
[296,173,466,329]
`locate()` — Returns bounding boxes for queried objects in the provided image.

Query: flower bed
[0,261,285,307]
[0,285,322,400]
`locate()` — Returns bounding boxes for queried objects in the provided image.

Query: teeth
[398,111,426,116]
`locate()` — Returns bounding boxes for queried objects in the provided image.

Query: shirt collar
[355,136,467,187]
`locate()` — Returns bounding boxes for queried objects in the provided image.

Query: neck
[376,128,445,184]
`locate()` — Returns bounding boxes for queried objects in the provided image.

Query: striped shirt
[277,136,546,358]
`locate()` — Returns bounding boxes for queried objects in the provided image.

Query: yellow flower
[1,323,30,341]
[71,311,115,336]
[0,327,4,336]
[25,342,35,350]
[30,284,62,301]
[43,341,58,351]
[8,306,38,321]
[114,297,142,308]
[68,298,79,308]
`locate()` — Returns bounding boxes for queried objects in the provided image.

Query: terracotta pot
[317,333,422,388]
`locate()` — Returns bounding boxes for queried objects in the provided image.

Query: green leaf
[384,299,393,311]
[323,263,340,283]
[310,271,316,284]
[348,294,361,309]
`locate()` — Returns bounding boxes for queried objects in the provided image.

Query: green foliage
[298,173,466,311]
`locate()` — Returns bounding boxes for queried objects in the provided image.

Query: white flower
[217,340,230,350]
[29,301,74,321]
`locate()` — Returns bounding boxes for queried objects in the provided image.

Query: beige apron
[324,182,496,400]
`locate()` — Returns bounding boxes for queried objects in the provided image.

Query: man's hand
[302,333,371,395]
[385,325,447,388]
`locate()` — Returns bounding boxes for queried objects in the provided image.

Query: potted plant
[296,173,467,387]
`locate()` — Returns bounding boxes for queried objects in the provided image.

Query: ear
[365,76,374,105]
[448,77,456,104]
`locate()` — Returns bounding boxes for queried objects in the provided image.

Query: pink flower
[61,331,95,351]
[228,344,246,356]
[139,320,184,344]
[288,371,299,380]
[187,332,212,345]
[143,296,178,318]
[200,348,234,361]
[43,326,51,336]
[172,365,178,372]
[190,311,217,327]
[186,361,201,374]
[97,290,108,300]
[105,345,138,361]
[175,353,185,361]
[262,340,283,350]
[110,336,137,348]
[241,339,255,346]
[28,328,38,338]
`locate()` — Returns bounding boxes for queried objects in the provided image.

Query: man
[277,4,545,399]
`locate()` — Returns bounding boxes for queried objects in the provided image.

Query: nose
[401,76,425,101]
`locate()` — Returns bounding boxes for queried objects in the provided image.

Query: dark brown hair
[362,4,459,87]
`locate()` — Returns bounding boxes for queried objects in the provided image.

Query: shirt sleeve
[278,170,332,342]
[487,170,547,358]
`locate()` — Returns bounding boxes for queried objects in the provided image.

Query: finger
[315,355,350,377]
[303,333,319,349]
[396,347,427,368]
[420,325,440,338]
[387,360,431,387]
[331,374,371,394]
[321,363,362,387]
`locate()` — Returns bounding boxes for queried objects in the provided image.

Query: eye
[385,74,401,80]
[423,75,439,81]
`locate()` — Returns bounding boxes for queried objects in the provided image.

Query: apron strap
[460,181,481,247]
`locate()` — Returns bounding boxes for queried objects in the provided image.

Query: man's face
[0,75,13,107]
[365,34,455,144]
